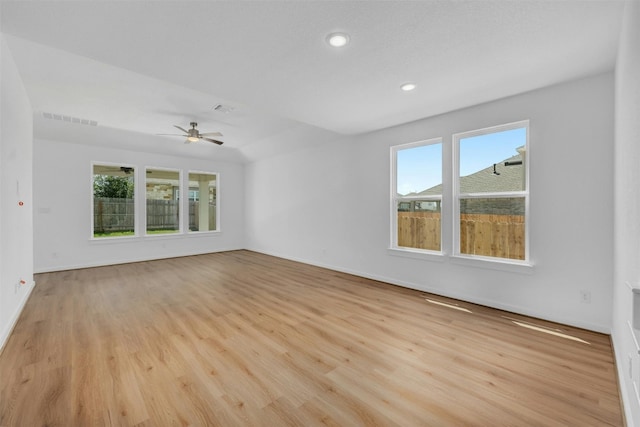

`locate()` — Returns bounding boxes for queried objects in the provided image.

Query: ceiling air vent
[212,104,234,114]
[41,111,97,126]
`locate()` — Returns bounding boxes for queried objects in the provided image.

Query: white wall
[246,72,614,333]
[33,131,245,272]
[612,0,640,424]
[0,36,35,351]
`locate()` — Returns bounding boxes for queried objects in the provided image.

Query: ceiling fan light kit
[157,121,224,145]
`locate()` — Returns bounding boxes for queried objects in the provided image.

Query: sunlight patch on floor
[425,298,473,313]
[506,318,591,344]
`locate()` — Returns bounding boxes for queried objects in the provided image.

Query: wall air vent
[41,111,98,126]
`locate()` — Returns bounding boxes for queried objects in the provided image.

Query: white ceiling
[0,0,625,156]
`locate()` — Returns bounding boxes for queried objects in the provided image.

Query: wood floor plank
[0,250,624,426]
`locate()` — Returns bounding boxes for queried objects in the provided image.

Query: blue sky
[397,127,526,195]
[397,143,442,195]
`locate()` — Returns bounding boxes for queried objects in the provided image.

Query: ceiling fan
[158,122,224,145]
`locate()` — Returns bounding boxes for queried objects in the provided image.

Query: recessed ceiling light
[327,32,350,48]
[401,82,417,91]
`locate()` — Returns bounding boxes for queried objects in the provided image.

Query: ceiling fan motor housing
[189,122,199,137]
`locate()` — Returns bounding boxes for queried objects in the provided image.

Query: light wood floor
[0,251,623,426]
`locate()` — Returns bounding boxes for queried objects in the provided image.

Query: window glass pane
[397,201,441,251]
[188,172,217,232]
[397,143,442,196]
[459,127,526,193]
[395,140,442,251]
[146,169,180,234]
[93,164,135,238]
[459,197,525,260]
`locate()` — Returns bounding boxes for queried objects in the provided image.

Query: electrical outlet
[580,290,591,303]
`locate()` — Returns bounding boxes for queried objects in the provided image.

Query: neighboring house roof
[415,153,524,196]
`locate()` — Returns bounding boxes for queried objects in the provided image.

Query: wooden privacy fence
[94,197,134,233]
[146,199,179,230]
[397,212,441,252]
[94,198,214,233]
[397,212,525,260]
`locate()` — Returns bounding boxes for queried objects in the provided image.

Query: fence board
[397,212,525,260]
[398,214,440,251]
[94,197,135,233]
[146,199,179,231]
[509,222,525,259]
[492,221,508,259]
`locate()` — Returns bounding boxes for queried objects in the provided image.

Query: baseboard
[247,248,611,334]
[0,280,36,355]
[34,247,242,273]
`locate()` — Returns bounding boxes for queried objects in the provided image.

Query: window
[454,121,529,261]
[92,164,135,238]
[391,138,443,252]
[188,172,218,232]
[91,164,221,239]
[146,168,181,235]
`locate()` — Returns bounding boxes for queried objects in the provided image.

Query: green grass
[93,229,179,238]
[93,230,135,238]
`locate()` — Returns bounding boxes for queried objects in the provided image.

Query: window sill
[450,254,534,274]
[387,248,534,274]
[90,230,221,243]
[387,247,446,262]
[90,235,138,244]
[143,232,183,239]
[187,230,222,236]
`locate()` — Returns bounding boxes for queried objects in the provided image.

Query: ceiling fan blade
[199,131,223,137]
[174,125,189,133]
[202,137,224,145]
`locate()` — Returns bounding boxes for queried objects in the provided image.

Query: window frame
[452,120,530,264]
[144,166,183,237]
[390,137,444,255]
[91,161,138,240]
[90,163,223,241]
[186,170,220,234]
